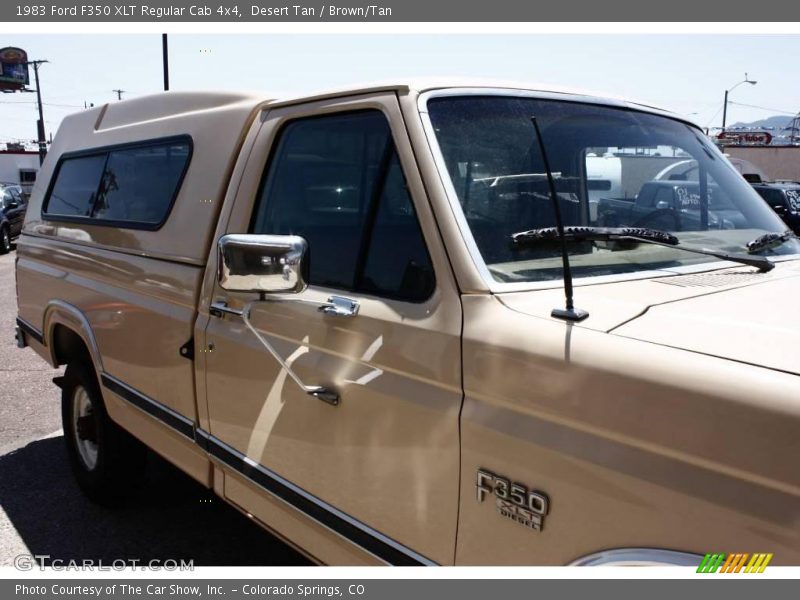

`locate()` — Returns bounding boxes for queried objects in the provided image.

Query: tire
[62,361,147,506]
[0,227,10,254]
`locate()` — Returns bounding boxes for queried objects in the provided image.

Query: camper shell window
[42,136,192,230]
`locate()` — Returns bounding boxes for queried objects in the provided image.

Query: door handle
[318,295,360,317]
[209,301,243,318]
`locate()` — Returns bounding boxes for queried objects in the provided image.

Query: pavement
[0,244,310,567]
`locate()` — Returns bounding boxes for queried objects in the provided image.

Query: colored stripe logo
[697,553,773,573]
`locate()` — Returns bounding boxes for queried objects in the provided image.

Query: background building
[0,147,39,195]
[724,146,800,182]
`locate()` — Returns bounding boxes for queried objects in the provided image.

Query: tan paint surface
[14,82,800,565]
[203,92,463,565]
[457,294,800,564]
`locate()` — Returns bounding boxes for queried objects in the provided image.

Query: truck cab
[751,181,800,234]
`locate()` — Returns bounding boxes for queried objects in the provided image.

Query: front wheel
[62,361,147,505]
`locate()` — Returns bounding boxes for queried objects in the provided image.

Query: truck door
[201,93,463,565]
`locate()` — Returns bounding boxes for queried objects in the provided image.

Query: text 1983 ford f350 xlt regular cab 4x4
[13,81,800,566]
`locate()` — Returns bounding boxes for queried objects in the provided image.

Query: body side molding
[16,316,44,345]
[99,373,435,566]
[100,372,195,440]
[202,431,436,567]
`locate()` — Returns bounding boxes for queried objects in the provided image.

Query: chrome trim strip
[193,427,211,451]
[100,372,195,440]
[570,547,703,566]
[203,431,436,566]
[209,301,244,318]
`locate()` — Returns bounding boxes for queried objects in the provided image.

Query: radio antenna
[530,116,588,322]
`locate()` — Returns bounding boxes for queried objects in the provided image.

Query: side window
[251,110,435,302]
[359,153,435,302]
[758,188,788,209]
[43,139,190,227]
[19,169,37,185]
[652,186,675,208]
[94,142,190,225]
[44,154,107,217]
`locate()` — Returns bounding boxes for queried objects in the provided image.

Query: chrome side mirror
[218,234,308,294]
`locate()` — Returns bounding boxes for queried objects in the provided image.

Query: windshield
[426,95,800,283]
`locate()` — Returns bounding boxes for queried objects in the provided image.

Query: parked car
[597,180,747,231]
[751,182,800,234]
[14,82,800,566]
[0,182,27,253]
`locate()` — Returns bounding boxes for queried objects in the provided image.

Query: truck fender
[42,299,104,374]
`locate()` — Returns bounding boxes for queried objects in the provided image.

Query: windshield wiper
[513,226,679,246]
[511,226,774,272]
[746,230,797,254]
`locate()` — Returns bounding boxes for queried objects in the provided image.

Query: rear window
[43,137,191,229]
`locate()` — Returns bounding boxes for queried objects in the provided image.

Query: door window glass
[251,110,434,301]
[359,153,435,301]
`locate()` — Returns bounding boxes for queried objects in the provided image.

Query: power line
[727,100,799,116]
[0,100,84,108]
[704,103,725,128]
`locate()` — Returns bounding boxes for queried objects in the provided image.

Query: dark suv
[0,183,27,254]
[751,182,800,234]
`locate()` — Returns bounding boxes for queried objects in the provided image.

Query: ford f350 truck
[13,81,800,566]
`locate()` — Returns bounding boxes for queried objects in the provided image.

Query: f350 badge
[476,469,549,532]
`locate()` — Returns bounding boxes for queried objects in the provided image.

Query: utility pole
[721,73,757,133]
[25,59,49,166]
[722,89,729,133]
[162,34,170,91]
[113,89,125,101]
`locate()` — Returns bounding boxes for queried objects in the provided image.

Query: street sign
[717,130,773,146]
[0,47,29,91]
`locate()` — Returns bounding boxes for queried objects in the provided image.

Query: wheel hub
[71,385,99,470]
[76,414,97,441]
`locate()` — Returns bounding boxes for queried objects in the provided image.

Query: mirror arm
[241,301,339,406]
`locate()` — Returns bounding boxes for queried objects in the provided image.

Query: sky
[2,34,800,145]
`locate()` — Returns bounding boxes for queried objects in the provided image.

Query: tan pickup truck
[14,81,800,566]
